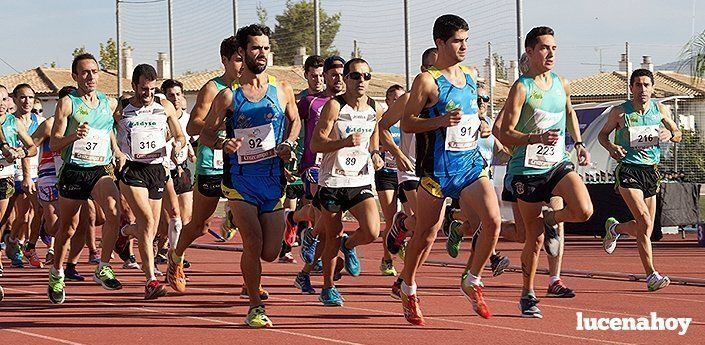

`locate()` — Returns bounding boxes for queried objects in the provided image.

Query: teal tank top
[195,76,229,176]
[508,72,569,175]
[614,100,662,166]
[0,115,19,177]
[62,91,114,167]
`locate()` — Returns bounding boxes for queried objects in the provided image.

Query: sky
[1,0,704,81]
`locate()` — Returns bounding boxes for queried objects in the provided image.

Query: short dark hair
[386,84,404,96]
[72,53,99,74]
[422,48,437,63]
[630,68,655,86]
[343,58,369,76]
[304,55,325,73]
[525,26,554,48]
[433,14,469,42]
[12,83,34,95]
[161,79,184,93]
[220,36,238,60]
[58,85,77,98]
[132,64,158,85]
[235,24,272,50]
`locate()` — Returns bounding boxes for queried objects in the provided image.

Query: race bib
[629,125,659,149]
[383,151,397,170]
[213,149,224,169]
[131,129,167,160]
[315,153,323,166]
[332,147,369,177]
[174,145,188,164]
[233,123,276,164]
[72,129,110,164]
[525,136,565,169]
[0,159,14,179]
[445,115,481,151]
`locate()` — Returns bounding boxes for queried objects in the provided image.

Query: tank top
[62,91,114,167]
[13,113,43,180]
[614,99,662,166]
[0,115,19,179]
[195,77,229,176]
[166,110,191,170]
[117,98,169,164]
[318,96,377,188]
[37,139,61,187]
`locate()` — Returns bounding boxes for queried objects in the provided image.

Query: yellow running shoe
[245,305,273,328]
[220,210,238,240]
[379,259,397,276]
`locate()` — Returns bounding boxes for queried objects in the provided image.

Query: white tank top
[15,114,44,181]
[318,96,377,188]
[117,99,168,164]
[165,110,191,170]
[397,128,419,183]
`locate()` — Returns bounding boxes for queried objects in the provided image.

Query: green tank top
[508,72,569,175]
[61,91,114,167]
[195,77,228,176]
[614,100,662,166]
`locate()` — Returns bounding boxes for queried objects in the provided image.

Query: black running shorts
[120,161,167,200]
[509,160,575,203]
[313,185,375,213]
[615,163,660,198]
[194,173,223,198]
[58,164,113,200]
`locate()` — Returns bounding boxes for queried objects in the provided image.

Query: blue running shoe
[294,272,316,294]
[299,227,318,264]
[319,286,344,306]
[65,266,85,282]
[312,259,323,273]
[340,234,360,277]
[11,244,23,268]
[519,295,543,318]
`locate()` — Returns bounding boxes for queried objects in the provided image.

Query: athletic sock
[463,271,481,286]
[51,266,64,277]
[401,281,417,296]
[171,250,184,264]
[549,275,560,285]
[544,210,557,227]
[168,218,182,249]
[99,261,110,270]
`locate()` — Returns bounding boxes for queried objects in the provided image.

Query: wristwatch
[574,141,585,149]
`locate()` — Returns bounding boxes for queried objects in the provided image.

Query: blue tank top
[225,76,286,177]
[416,66,482,177]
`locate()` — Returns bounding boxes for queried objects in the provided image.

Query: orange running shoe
[166,250,186,293]
[401,290,425,326]
[461,279,491,319]
[25,248,44,268]
[240,285,270,300]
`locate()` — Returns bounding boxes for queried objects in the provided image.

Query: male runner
[312,57,384,306]
[598,68,680,291]
[202,23,300,327]
[297,55,325,100]
[48,53,124,304]
[498,26,593,318]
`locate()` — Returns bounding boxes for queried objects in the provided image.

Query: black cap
[323,56,345,72]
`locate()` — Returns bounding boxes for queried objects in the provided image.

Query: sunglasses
[31,108,43,114]
[477,95,490,103]
[347,72,372,81]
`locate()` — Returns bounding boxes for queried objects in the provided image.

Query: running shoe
[220,211,238,241]
[441,206,456,237]
[45,248,54,265]
[166,250,187,293]
[446,220,464,258]
[240,285,270,300]
[519,295,542,318]
[312,259,323,273]
[299,227,318,264]
[294,272,316,294]
[603,217,620,254]
[24,248,44,268]
[278,252,297,264]
[647,272,670,292]
[154,248,168,265]
[460,278,491,319]
[10,241,23,268]
[398,240,407,261]
[94,265,122,290]
[183,259,191,269]
[340,234,360,276]
[390,279,402,300]
[379,259,397,276]
[490,252,510,277]
[39,221,52,246]
[123,255,140,269]
[542,210,560,257]
[154,265,164,277]
[88,250,101,265]
[386,211,410,255]
[114,225,130,256]
[65,266,85,282]
[144,280,167,300]
[48,269,66,304]
[401,290,425,326]
[284,210,297,247]
[547,279,575,298]
[319,286,344,306]
[245,305,273,328]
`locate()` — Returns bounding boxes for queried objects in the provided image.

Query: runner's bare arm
[498,82,532,145]
[31,117,53,147]
[311,99,350,153]
[563,79,589,165]
[370,101,384,170]
[201,88,234,150]
[49,96,80,152]
[597,106,626,160]
[15,119,37,158]
[379,93,409,159]
[162,97,186,151]
[186,81,218,137]
[658,103,682,143]
[401,73,451,133]
[280,81,302,144]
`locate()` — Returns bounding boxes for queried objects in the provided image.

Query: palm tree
[680,29,705,80]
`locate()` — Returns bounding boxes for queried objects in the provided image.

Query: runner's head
[161,79,184,110]
[236,24,271,75]
[32,98,43,116]
[304,55,325,94]
[525,26,556,73]
[421,47,438,72]
[58,85,78,99]
[71,53,100,94]
[518,52,529,75]
[0,85,7,115]
[220,36,243,78]
[476,82,489,116]
[323,55,345,94]
[433,14,469,64]
[131,64,159,106]
[12,84,35,115]
[630,68,655,104]
[385,84,405,107]
[343,58,371,98]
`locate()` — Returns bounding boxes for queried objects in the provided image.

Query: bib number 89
[345,157,356,166]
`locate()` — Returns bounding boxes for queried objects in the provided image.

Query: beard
[245,54,267,74]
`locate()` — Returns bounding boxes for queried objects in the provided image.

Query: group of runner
[0,15,681,328]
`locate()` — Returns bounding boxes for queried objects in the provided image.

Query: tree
[73,39,131,70]
[256,1,268,25]
[679,29,705,80]
[269,0,341,65]
[661,130,705,183]
[493,52,507,80]
[72,46,88,58]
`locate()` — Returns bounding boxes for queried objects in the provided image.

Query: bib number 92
[248,138,263,149]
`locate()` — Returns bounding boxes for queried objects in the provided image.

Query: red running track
[1,223,704,344]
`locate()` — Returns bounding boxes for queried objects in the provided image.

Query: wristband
[370,149,382,158]
[574,141,585,149]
